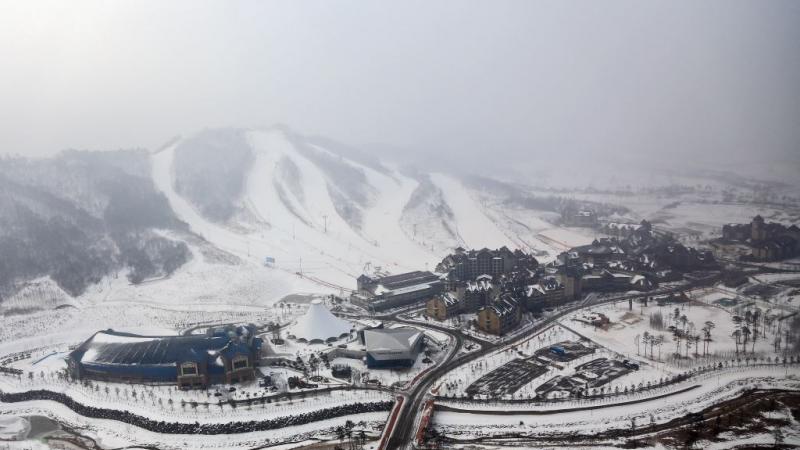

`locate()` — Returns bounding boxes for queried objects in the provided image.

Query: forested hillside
[172,128,253,222]
[0,150,190,300]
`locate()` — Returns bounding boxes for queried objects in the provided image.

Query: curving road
[381,277,735,449]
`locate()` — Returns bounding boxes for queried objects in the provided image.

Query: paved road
[384,301,591,449]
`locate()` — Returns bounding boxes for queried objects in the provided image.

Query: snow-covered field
[565,297,784,368]
[429,173,518,251]
[537,227,597,250]
[0,399,390,450]
[0,367,389,426]
[0,415,30,440]
[433,367,800,445]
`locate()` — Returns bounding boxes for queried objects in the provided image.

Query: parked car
[622,359,640,370]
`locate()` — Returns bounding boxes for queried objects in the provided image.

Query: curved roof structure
[363,327,423,367]
[287,299,353,343]
[70,326,261,365]
[66,326,263,383]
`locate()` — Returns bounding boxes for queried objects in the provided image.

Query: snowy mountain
[0,150,190,306]
[13,125,790,310]
[156,127,600,296]
[0,127,796,311]
[13,126,705,311]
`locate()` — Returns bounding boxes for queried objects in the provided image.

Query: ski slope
[430,173,517,249]
[151,142,325,298]
[244,131,437,278]
[150,128,581,294]
[152,129,444,292]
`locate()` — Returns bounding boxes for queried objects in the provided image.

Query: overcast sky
[1,0,798,171]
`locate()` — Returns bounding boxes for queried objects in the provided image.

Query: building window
[181,363,198,376]
[232,356,249,370]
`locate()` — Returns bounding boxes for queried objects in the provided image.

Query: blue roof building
[67,325,262,389]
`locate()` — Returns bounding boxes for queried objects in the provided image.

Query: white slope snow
[151,128,450,294]
[151,139,326,296]
[243,130,437,281]
[150,128,593,295]
[328,147,436,267]
[429,173,517,250]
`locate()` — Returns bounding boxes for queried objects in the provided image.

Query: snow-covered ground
[433,367,800,442]
[0,415,30,440]
[564,297,783,368]
[429,173,517,250]
[526,187,800,240]
[0,399,390,450]
[0,367,389,426]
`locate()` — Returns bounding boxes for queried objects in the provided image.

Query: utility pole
[323,214,328,233]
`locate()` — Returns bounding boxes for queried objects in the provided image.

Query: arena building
[67,325,262,389]
[362,327,424,369]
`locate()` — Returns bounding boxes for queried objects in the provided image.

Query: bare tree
[752,309,761,352]
[702,321,715,356]
[656,335,664,360]
[649,333,658,358]
[742,326,751,354]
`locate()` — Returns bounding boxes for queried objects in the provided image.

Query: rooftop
[70,329,257,366]
[373,271,439,289]
[364,328,423,359]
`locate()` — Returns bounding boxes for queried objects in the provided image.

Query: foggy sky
[1,0,799,170]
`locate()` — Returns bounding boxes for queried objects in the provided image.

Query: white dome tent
[286,299,353,343]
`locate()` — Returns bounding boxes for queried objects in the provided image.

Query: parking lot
[573,357,634,388]
[532,340,595,363]
[466,358,549,397]
[535,375,586,396]
[535,357,635,398]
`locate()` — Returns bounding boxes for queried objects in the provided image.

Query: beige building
[477,294,521,335]
[426,292,462,320]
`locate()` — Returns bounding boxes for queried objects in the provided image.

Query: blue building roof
[70,329,254,366]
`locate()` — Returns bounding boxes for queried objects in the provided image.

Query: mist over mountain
[2,3,800,448]
[173,129,253,222]
[0,150,190,302]
[2,125,796,310]
[3,2,799,176]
